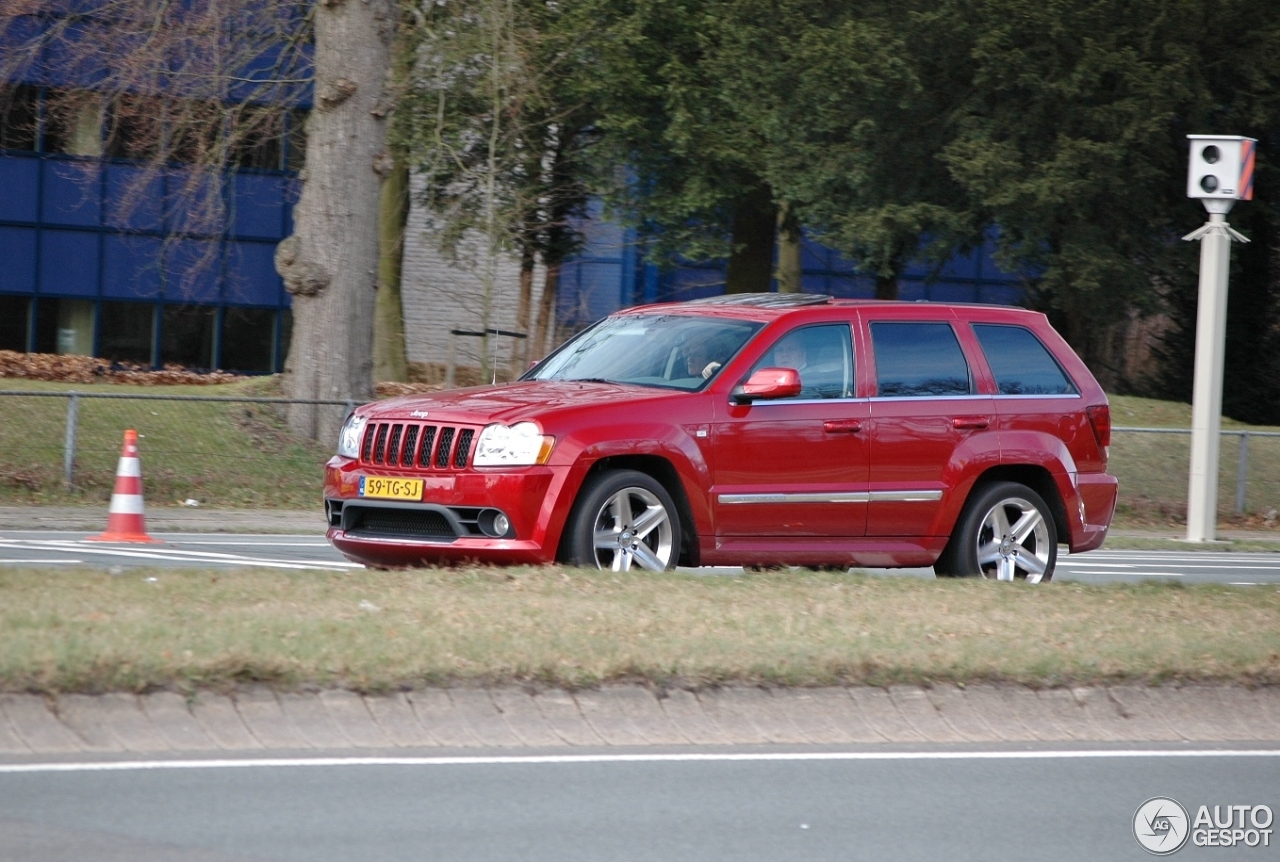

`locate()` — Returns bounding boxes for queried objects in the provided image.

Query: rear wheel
[938,481,1057,583]
[565,470,681,571]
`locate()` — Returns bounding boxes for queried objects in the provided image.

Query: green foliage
[395,0,596,268]
[937,0,1280,368]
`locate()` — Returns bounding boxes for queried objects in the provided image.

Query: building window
[0,296,31,351]
[43,91,105,157]
[286,109,308,172]
[232,107,283,171]
[221,307,277,372]
[33,298,95,356]
[0,85,38,152]
[99,301,156,365]
[105,95,162,161]
[161,305,215,368]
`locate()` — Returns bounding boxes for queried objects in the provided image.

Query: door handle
[823,419,863,434]
[952,416,990,430]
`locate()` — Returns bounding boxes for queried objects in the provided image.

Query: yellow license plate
[359,476,424,501]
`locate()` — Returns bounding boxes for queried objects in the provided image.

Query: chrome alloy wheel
[974,495,1052,583]
[590,486,675,572]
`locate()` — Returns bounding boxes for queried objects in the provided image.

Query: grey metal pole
[63,392,79,489]
[1235,431,1250,515]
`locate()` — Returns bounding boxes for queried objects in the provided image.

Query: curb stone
[0,685,1277,756]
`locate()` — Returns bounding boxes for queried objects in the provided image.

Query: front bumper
[324,456,566,567]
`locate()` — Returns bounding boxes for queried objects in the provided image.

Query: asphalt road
[1,531,1279,584]
[0,747,1277,861]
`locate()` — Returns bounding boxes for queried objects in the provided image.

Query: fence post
[1235,431,1250,515]
[63,392,79,489]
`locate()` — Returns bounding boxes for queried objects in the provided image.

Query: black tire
[938,481,1057,583]
[564,470,681,571]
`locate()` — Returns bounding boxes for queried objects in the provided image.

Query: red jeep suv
[324,294,1117,582]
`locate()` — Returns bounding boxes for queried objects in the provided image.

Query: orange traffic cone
[87,429,160,543]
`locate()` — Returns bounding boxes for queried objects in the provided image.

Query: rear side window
[871,322,972,396]
[973,324,1077,395]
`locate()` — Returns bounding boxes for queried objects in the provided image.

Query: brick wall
[399,180,543,383]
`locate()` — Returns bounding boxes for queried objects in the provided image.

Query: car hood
[360,380,688,427]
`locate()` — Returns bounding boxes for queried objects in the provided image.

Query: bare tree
[1,0,400,443]
[398,0,595,375]
[274,0,398,441]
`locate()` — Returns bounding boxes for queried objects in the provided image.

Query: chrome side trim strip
[869,490,943,502]
[719,492,869,505]
[718,490,943,505]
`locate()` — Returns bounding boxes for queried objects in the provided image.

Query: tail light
[1086,404,1111,449]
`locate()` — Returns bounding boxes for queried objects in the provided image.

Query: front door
[712,324,869,538]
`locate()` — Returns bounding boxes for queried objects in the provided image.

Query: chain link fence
[0,391,350,509]
[0,391,1277,523]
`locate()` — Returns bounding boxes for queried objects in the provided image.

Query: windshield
[526,314,763,390]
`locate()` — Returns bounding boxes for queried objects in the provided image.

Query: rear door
[865,317,994,537]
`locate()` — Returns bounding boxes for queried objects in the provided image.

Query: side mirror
[731,367,802,404]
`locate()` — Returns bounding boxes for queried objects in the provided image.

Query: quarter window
[871,322,972,396]
[973,324,1077,395]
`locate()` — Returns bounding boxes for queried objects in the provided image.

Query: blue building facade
[0,84,301,372]
[555,202,1027,332]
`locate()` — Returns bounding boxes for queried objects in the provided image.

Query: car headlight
[337,414,367,458]
[473,422,554,466]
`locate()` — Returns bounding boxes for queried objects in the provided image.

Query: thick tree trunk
[373,158,409,383]
[775,201,802,293]
[276,0,395,443]
[724,184,776,294]
[509,244,535,379]
[875,273,898,300]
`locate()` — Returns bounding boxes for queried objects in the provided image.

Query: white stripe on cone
[106,494,145,515]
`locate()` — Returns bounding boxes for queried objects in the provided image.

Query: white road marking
[0,559,82,564]
[1082,572,1183,577]
[167,541,332,547]
[0,539,361,571]
[1,749,1278,774]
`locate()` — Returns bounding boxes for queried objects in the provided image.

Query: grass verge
[2,565,1277,694]
[0,377,331,508]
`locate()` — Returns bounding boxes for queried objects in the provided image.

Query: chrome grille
[359,421,476,470]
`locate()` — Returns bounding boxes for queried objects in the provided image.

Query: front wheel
[939,481,1057,583]
[564,470,681,572]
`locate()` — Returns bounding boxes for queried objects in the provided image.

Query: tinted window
[871,322,971,396]
[973,324,1077,395]
[752,323,854,399]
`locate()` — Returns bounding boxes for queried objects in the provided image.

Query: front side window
[871,321,972,396]
[973,324,1077,395]
[526,314,762,390]
[751,324,854,399]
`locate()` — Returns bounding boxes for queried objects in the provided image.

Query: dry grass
[1,566,1277,694]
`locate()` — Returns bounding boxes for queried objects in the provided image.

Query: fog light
[478,509,512,538]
